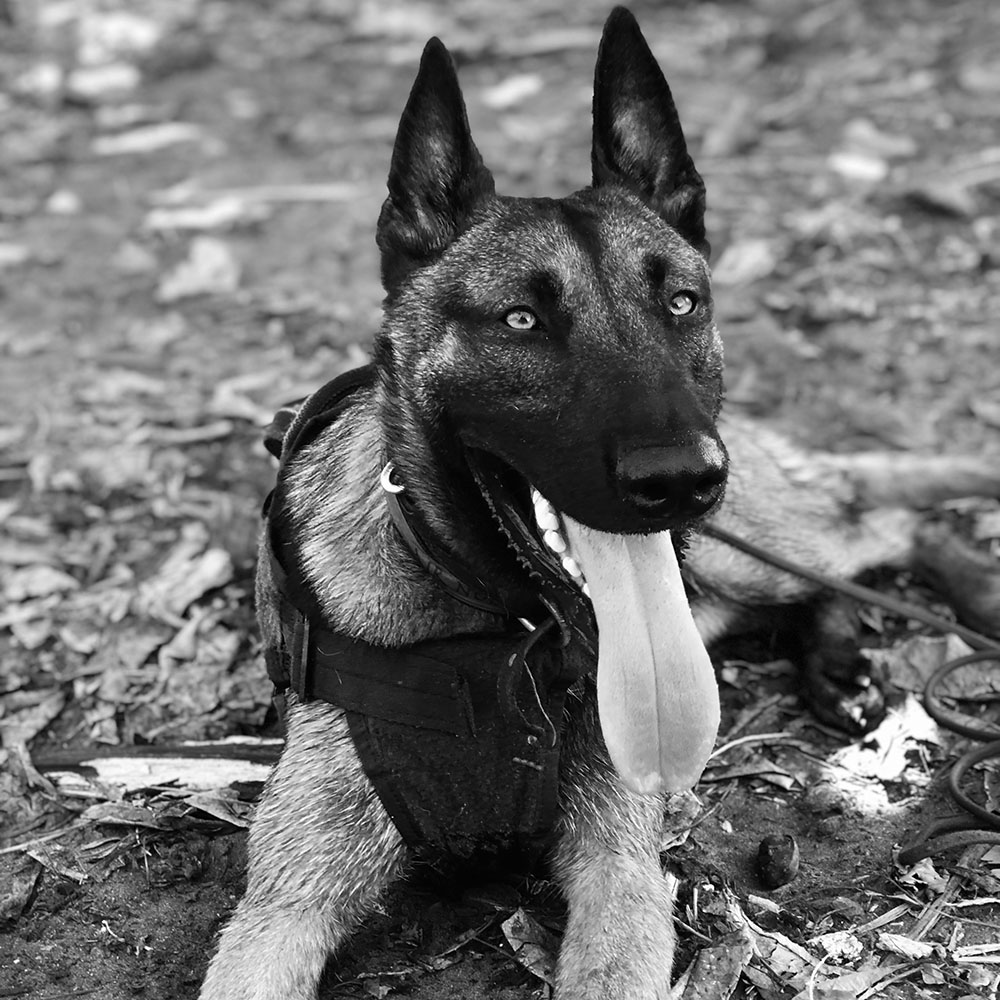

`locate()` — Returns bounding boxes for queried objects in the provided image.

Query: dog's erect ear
[376,38,495,291]
[592,7,708,255]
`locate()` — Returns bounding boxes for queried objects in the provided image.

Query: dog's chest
[338,629,591,861]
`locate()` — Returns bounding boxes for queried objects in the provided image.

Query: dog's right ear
[592,7,708,256]
[376,39,495,292]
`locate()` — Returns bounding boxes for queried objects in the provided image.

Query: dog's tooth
[543,529,567,554]
[535,507,560,533]
[561,554,582,579]
[581,582,591,598]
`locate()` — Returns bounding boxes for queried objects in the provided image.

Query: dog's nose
[616,438,727,521]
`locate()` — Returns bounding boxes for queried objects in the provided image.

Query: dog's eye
[503,308,539,331]
[668,291,698,316]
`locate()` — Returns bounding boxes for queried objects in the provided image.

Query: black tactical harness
[262,365,597,860]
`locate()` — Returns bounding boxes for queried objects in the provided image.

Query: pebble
[756,833,800,889]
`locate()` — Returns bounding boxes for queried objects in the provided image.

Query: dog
[200,8,1000,999]
[202,8,727,998]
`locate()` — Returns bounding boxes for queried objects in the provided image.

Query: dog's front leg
[553,693,677,1000]
[200,699,408,1000]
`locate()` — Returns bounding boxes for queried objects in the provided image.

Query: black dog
[201,8,727,999]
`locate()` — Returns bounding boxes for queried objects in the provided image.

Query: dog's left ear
[376,38,496,292]
[592,7,708,256]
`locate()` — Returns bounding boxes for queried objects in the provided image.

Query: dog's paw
[802,651,885,734]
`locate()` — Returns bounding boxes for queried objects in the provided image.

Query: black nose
[616,437,727,521]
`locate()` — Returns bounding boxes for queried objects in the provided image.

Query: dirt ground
[1,0,999,998]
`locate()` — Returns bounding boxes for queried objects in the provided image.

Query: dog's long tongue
[562,518,720,795]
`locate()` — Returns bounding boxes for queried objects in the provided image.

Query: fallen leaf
[830,694,939,782]
[810,930,863,963]
[93,122,204,157]
[864,635,979,695]
[80,801,167,830]
[480,74,544,110]
[26,845,89,884]
[898,857,949,895]
[0,858,40,923]
[0,689,67,746]
[67,63,140,102]
[155,236,241,302]
[876,932,936,959]
[144,196,271,232]
[828,149,888,183]
[0,243,32,269]
[712,239,778,286]
[183,790,255,828]
[677,929,753,1000]
[970,396,1000,430]
[790,966,895,1000]
[842,118,917,160]
[501,907,557,985]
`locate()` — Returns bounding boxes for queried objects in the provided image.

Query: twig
[0,821,85,856]
[909,845,989,940]
[854,902,916,934]
[710,732,819,760]
[857,966,920,999]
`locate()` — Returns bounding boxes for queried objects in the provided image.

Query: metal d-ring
[379,461,405,494]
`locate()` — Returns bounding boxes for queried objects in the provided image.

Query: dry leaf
[876,932,936,959]
[810,930,863,963]
[501,907,557,985]
[830,695,939,782]
[4,565,79,601]
[80,801,168,829]
[0,858,40,922]
[481,74,543,110]
[0,689,67,746]
[677,929,753,1000]
[156,236,241,303]
[93,122,204,156]
[712,239,778,286]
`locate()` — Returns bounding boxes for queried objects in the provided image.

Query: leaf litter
[2,0,1000,997]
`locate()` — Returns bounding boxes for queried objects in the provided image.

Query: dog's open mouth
[530,488,589,595]
[472,453,720,796]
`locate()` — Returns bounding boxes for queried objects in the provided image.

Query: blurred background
[1,1,998,997]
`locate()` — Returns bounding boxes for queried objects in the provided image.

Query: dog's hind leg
[200,699,408,1000]
[553,691,677,1000]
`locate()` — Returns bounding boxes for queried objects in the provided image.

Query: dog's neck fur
[283,383,508,647]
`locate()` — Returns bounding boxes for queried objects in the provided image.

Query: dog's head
[374,7,725,794]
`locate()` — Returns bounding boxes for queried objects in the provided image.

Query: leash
[702,521,1000,864]
[702,523,1000,654]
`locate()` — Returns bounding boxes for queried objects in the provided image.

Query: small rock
[756,833,800,889]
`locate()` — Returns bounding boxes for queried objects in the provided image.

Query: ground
[1,1,999,998]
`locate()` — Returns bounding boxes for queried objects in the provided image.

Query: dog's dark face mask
[373,7,726,795]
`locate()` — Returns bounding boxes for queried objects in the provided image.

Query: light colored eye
[669,291,697,316]
[504,308,539,331]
